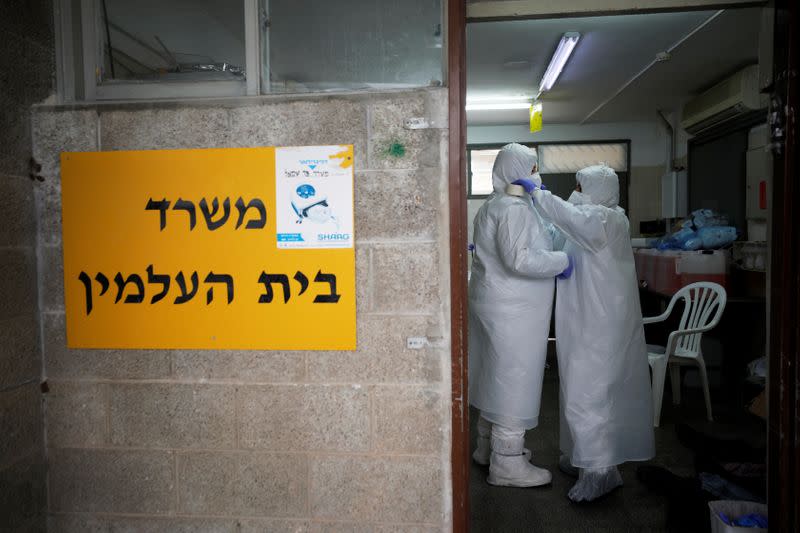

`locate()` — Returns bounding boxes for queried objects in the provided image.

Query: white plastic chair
[643,282,727,427]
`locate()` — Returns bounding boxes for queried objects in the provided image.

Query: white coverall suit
[469,143,569,487]
[533,165,655,502]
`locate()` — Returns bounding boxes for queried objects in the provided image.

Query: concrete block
[110,384,235,449]
[371,244,440,313]
[107,517,238,533]
[0,452,46,532]
[307,316,441,384]
[48,448,175,514]
[228,99,367,169]
[239,520,311,533]
[43,312,171,379]
[0,104,32,178]
[0,247,37,320]
[0,313,40,390]
[49,515,240,533]
[237,453,309,517]
[33,189,62,246]
[374,526,441,533]
[100,108,231,151]
[172,350,305,382]
[47,515,107,533]
[308,523,372,533]
[0,1,56,48]
[0,175,36,247]
[423,88,449,130]
[31,109,98,177]
[309,455,441,523]
[38,244,63,311]
[355,245,370,312]
[44,381,106,448]
[373,386,443,454]
[178,452,308,517]
[354,169,439,241]
[239,385,369,452]
[368,95,440,171]
[0,383,43,470]
[176,452,237,515]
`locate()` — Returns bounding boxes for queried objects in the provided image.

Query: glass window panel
[263,0,443,94]
[539,143,628,174]
[470,149,501,196]
[98,0,246,83]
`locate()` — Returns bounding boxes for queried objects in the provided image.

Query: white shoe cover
[488,452,551,487]
[473,437,531,466]
[567,466,623,502]
[558,454,579,478]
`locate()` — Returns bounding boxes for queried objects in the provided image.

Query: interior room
[465,6,771,531]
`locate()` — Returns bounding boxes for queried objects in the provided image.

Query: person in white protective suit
[531,164,655,502]
[468,143,573,488]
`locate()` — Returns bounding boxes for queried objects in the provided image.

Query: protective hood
[576,165,619,208]
[491,143,539,193]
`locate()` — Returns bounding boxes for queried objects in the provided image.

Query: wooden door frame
[767,1,799,531]
[447,0,469,531]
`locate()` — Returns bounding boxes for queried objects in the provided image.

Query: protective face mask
[531,172,543,188]
[306,204,335,225]
[568,190,592,205]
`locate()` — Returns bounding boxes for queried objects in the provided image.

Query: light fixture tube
[465,102,532,111]
[538,32,580,93]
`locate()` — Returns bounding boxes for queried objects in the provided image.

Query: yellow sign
[529,101,543,133]
[61,146,356,350]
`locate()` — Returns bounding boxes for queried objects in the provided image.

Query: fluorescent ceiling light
[465,102,532,111]
[538,32,580,93]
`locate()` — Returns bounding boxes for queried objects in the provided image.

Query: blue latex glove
[557,255,574,280]
[539,184,547,191]
[511,178,537,194]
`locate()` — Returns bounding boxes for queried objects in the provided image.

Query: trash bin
[708,500,767,532]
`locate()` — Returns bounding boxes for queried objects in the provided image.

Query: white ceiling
[466,8,761,126]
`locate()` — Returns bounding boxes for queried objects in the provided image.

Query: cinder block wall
[32,89,452,532]
[0,1,53,530]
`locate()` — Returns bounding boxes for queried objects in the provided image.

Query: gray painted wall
[0,1,53,530]
[32,88,453,531]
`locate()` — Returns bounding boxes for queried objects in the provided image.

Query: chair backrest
[671,282,727,354]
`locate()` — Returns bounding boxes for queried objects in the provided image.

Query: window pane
[99,0,246,83]
[470,149,500,196]
[263,0,443,93]
[539,144,628,174]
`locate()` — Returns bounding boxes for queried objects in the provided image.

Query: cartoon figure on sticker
[291,183,339,230]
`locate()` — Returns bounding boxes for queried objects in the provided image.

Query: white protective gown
[468,144,569,430]
[533,165,655,468]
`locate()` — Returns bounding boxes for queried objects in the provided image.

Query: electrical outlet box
[406,337,426,350]
[404,117,430,130]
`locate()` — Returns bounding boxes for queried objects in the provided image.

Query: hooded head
[491,143,539,193]
[574,165,619,208]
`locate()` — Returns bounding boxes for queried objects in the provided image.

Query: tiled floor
[469,352,765,532]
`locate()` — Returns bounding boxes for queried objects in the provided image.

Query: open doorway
[458,5,778,531]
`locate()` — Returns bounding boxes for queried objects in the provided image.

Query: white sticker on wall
[275,145,354,249]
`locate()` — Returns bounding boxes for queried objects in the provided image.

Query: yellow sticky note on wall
[530,101,543,133]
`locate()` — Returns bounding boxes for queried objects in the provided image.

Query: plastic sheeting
[468,144,568,429]
[533,165,654,468]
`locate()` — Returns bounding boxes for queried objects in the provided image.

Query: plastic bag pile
[654,209,738,251]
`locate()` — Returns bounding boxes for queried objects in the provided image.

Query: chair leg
[669,362,681,405]
[650,358,668,427]
[696,355,713,421]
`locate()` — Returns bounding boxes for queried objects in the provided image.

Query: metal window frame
[56,0,260,102]
[466,139,631,200]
